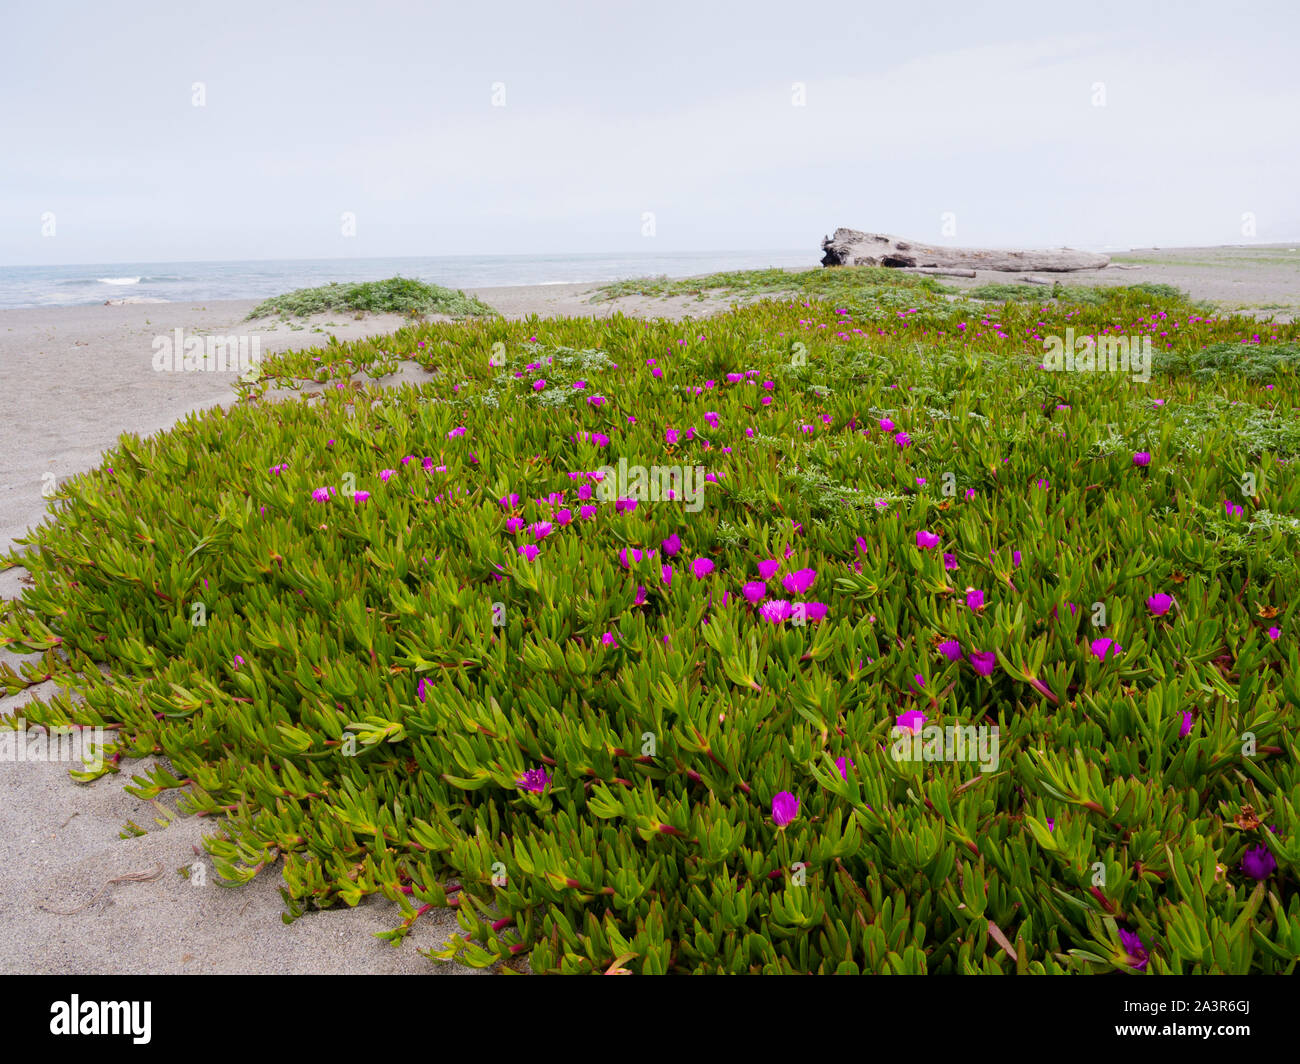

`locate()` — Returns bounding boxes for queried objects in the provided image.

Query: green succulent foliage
[2,281,1298,974]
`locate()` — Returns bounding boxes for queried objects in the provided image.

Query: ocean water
[0,251,815,311]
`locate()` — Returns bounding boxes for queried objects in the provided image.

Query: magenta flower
[615,498,638,514]
[897,709,927,734]
[661,564,673,586]
[1147,593,1173,616]
[771,791,800,827]
[379,469,396,482]
[517,544,540,561]
[760,600,793,623]
[965,588,985,611]
[555,508,573,525]
[798,602,828,622]
[1179,711,1192,737]
[506,517,525,533]
[968,650,997,676]
[530,521,553,538]
[943,553,958,571]
[835,756,855,780]
[311,487,332,503]
[1132,451,1151,467]
[417,678,430,703]
[532,379,546,391]
[938,639,962,661]
[573,380,586,389]
[879,417,895,431]
[1241,846,1277,881]
[692,558,715,579]
[517,767,551,793]
[1090,637,1121,661]
[666,428,680,445]
[916,530,940,549]
[579,504,597,520]
[782,568,817,595]
[1224,499,1243,516]
[1267,626,1280,641]
[499,493,520,508]
[447,426,467,438]
[601,632,619,647]
[894,432,911,447]
[757,559,781,581]
[742,581,767,604]
[1119,929,1148,972]
[353,491,370,503]
[662,532,682,556]
[232,655,246,669]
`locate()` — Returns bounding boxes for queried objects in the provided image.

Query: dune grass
[246,277,496,320]
[3,279,1298,974]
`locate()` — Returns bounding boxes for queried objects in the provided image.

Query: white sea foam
[96,276,141,285]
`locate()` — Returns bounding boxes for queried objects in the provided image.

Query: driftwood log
[821,229,1109,272]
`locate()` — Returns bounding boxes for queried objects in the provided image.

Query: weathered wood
[821,229,1109,272]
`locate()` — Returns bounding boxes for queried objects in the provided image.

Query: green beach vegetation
[2,275,1297,973]
[246,277,496,320]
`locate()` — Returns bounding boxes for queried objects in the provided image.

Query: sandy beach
[1,249,1296,974]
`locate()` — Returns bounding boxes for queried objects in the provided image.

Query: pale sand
[1,252,1294,973]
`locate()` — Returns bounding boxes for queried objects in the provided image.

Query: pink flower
[662,532,682,555]
[1090,637,1121,661]
[692,558,715,579]
[896,710,927,734]
[771,791,800,827]
[532,379,546,391]
[601,632,619,647]
[894,431,911,447]
[579,504,597,520]
[353,491,370,503]
[417,678,430,703]
[1268,625,1280,641]
[517,767,551,793]
[968,650,997,676]
[835,756,855,779]
[1179,711,1193,738]
[742,581,767,604]
[530,521,553,538]
[518,544,540,561]
[943,553,958,571]
[760,600,793,623]
[1147,593,1173,616]
[1132,451,1151,466]
[879,418,895,431]
[781,568,817,595]
[311,487,332,502]
[965,588,985,611]
[938,639,962,661]
[661,564,673,586]
[916,530,940,549]
[379,469,396,482]
[757,559,781,581]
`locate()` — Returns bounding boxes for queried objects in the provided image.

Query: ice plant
[897,710,927,734]
[517,767,551,793]
[781,568,816,595]
[1241,846,1277,881]
[1090,637,1121,661]
[1147,593,1173,616]
[916,530,940,549]
[771,792,800,827]
[1119,929,1148,972]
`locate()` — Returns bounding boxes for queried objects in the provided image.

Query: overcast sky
[3,0,1297,265]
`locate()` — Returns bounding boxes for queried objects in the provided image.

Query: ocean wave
[97,277,141,285]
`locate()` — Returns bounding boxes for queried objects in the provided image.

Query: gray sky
[3,0,1297,265]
